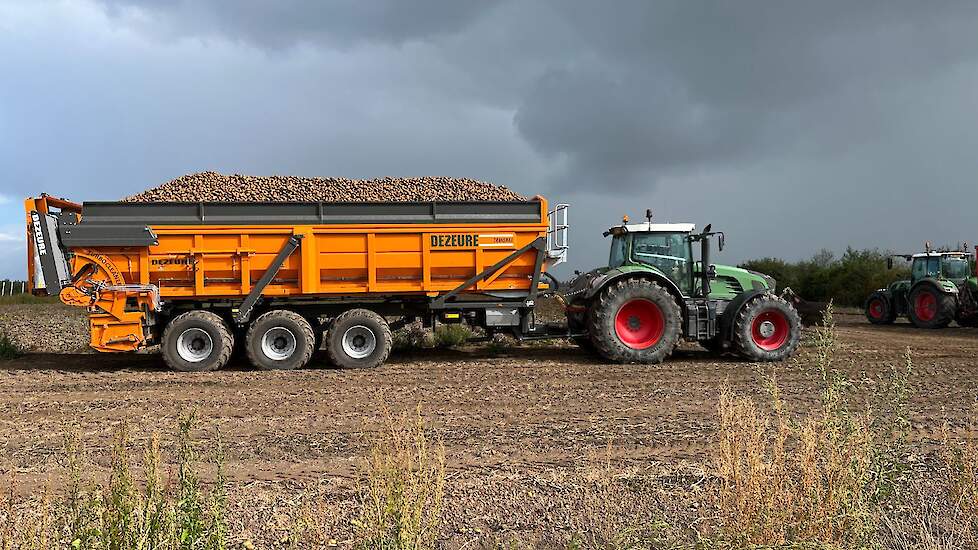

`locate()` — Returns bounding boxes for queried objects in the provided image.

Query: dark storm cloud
[95,0,500,47]
[2,0,978,280]
[89,0,978,189]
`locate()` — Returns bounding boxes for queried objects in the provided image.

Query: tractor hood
[710,264,775,299]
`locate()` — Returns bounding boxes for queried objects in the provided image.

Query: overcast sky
[2,0,978,281]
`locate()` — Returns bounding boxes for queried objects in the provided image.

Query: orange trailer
[25,194,569,371]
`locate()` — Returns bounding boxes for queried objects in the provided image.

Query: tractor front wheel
[865,292,896,325]
[733,294,802,362]
[587,278,682,364]
[908,285,955,329]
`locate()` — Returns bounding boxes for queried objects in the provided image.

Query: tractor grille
[716,275,744,294]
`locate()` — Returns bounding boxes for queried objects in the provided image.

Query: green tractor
[865,247,978,328]
[562,211,802,363]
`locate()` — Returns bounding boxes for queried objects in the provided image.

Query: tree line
[739,248,913,308]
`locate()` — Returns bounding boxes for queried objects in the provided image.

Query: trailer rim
[176,328,215,363]
[261,326,298,361]
[342,325,377,359]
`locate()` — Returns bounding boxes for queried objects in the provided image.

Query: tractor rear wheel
[245,310,316,370]
[162,310,234,372]
[865,292,896,325]
[733,294,802,362]
[326,308,392,369]
[908,285,955,329]
[587,278,682,364]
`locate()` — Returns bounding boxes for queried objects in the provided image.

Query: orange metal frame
[26,196,552,353]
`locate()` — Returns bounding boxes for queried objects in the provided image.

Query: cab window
[912,257,940,280]
[609,235,628,268]
[631,232,692,292]
[943,257,971,279]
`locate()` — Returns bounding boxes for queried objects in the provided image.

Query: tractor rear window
[943,257,971,279]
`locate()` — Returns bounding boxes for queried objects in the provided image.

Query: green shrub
[432,324,470,348]
[741,248,912,307]
[0,332,20,360]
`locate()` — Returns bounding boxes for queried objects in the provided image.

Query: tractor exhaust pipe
[701,231,711,297]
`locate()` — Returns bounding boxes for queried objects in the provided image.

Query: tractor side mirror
[886,257,893,270]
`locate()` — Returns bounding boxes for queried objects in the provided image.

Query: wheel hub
[614,299,665,350]
[176,328,214,363]
[758,320,776,338]
[261,326,297,361]
[342,325,377,359]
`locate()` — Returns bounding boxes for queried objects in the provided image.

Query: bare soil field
[0,305,976,547]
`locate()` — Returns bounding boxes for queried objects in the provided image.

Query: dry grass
[567,444,672,550]
[352,407,446,550]
[708,304,910,548]
[0,413,227,550]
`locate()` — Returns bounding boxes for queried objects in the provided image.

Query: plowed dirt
[0,310,975,545]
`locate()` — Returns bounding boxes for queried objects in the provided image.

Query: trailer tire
[162,311,234,372]
[865,292,896,325]
[733,294,801,362]
[587,278,682,364]
[245,310,316,370]
[908,284,955,329]
[326,309,392,369]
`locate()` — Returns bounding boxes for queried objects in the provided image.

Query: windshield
[609,235,628,268]
[631,232,692,292]
[943,257,971,279]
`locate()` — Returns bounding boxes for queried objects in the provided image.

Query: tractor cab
[903,252,973,283]
[606,221,697,295]
[603,215,772,300]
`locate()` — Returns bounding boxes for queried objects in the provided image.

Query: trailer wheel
[162,311,234,372]
[245,310,316,370]
[865,292,896,325]
[908,284,955,329]
[587,278,682,364]
[326,309,392,369]
[733,294,801,362]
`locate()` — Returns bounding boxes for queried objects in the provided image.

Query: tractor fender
[584,269,685,305]
[717,289,769,343]
[910,277,959,297]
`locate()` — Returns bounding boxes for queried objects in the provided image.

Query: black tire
[326,309,392,369]
[865,292,896,325]
[245,310,316,370]
[907,284,955,329]
[587,278,682,364]
[733,294,802,362]
[161,310,234,372]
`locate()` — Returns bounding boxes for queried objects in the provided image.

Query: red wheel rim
[614,299,665,349]
[915,291,937,322]
[868,299,884,320]
[751,310,790,351]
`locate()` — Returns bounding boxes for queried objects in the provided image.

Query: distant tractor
[865,247,978,328]
[563,211,802,363]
